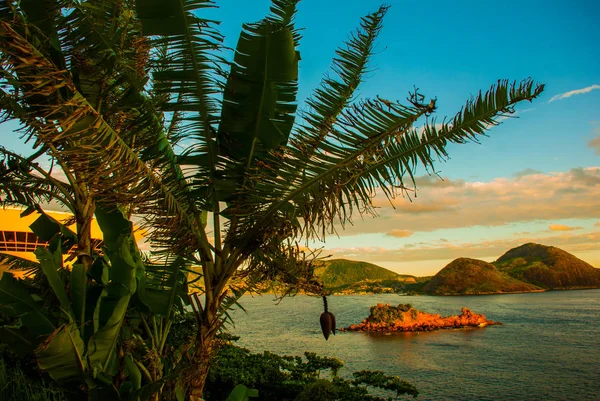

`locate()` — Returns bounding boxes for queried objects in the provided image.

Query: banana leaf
[0,273,55,335]
[218,12,299,163]
[36,322,86,382]
[88,206,141,371]
[226,384,259,401]
[0,325,38,355]
[88,295,130,372]
[29,210,77,249]
[35,241,72,316]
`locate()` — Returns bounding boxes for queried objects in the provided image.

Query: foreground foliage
[203,334,418,401]
[0,0,543,398]
[0,208,187,399]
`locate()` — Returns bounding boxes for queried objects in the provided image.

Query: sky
[1,0,599,275]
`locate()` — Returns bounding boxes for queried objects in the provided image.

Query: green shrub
[203,338,418,401]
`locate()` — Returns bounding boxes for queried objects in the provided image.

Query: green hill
[493,243,600,289]
[314,259,415,292]
[423,258,542,295]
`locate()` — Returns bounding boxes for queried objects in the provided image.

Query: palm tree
[1,0,544,398]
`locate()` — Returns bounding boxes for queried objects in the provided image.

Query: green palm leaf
[237,79,544,245]
[292,5,388,160]
[137,0,223,205]
[0,146,75,210]
[0,18,208,257]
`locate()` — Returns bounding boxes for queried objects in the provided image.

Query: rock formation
[342,303,501,332]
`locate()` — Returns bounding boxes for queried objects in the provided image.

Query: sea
[228,289,600,400]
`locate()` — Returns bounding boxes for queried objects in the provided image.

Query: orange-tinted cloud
[392,199,459,214]
[334,167,600,237]
[385,229,413,238]
[549,224,582,231]
[413,175,465,188]
[325,231,600,266]
[595,222,600,227]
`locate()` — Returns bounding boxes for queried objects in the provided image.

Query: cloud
[588,127,600,155]
[413,175,465,188]
[333,167,600,237]
[325,231,600,266]
[390,199,460,214]
[549,224,582,231]
[549,84,600,103]
[570,167,600,185]
[514,168,543,178]
[596,222,600,227]
[385,229,413,238]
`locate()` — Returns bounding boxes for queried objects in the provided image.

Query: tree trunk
[74,195,95,271]
[188,318,217,400]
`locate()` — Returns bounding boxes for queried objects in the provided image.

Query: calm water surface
[229,290,600,400]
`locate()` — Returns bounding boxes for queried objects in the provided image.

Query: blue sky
[2,0,599,275]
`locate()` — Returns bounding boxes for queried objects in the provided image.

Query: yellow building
[0,207,143,276]
[0,207,105,262]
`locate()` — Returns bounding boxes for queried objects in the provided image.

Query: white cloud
[549,84,600,103]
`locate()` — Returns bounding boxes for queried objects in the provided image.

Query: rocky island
[342,303,501,333]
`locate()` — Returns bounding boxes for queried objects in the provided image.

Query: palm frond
[60,1,212,258]
[135,0,230,262]
[0,18,209,258]
[291,5,388,160]
[1,253,40,276]
[235,79,544,245]
[137,0,224,210]
[0,146,75,210]
[141,257,189,317]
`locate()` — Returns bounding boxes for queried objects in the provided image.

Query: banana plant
[0,207,138,398]
[0,206,187,400]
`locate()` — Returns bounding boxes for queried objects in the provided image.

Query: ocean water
[228,289,600,400]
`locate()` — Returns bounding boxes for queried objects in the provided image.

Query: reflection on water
[230,290,600,400]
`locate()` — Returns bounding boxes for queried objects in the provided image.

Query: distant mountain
[314,259,415,292]
[493,243,600,289]
[312,244,600,295]
[423,258,542,295]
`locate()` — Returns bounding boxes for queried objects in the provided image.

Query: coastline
[258,286,600,297]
